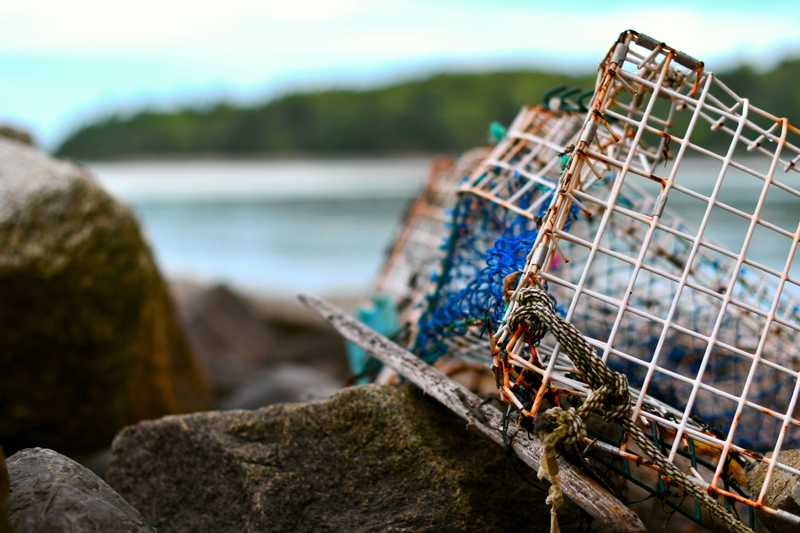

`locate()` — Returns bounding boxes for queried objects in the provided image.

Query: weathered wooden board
[300,294,645,533]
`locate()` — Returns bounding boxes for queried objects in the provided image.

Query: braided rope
[507,286,752,533]
[536,406,581,533]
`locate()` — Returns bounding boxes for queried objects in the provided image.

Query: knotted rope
[507,286,752,533]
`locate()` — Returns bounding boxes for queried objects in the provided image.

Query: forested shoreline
[55,59,800,159]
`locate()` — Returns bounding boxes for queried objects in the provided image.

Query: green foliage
[54,61,800,159]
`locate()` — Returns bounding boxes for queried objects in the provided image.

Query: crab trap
[332,29,800,530]
[413,99,588,364]
[395,30,800,530]
[346,150,488,380]
[375,150,488,331]
[479,31,800,530]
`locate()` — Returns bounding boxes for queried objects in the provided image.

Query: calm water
[89,158,800,295]
[90,159,430,295]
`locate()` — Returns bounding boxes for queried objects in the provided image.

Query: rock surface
[171,279,349,399]
[747,449,800,530]
[108,384,585,532]
[218,363,341,410]
[0,450,9,533]
[7,448,153,532]
[0,139,209,454]
[171,282,279,395]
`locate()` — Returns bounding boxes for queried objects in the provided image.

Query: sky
[1,0,798,149]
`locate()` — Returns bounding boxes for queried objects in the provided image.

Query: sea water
[89,157,800,296]
[90,158,430,295]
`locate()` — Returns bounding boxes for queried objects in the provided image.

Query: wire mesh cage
[375,149,488,333]
[375,156,455,305]
[412,95,669,359]
[413,103,587,363]
[492,30,800,529]
[347,152,487,381]
[344,148,489,385]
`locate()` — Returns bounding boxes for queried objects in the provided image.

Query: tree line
[55,59,800,159]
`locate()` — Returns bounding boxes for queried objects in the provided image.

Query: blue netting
[413,196,536,361]
[413,176,579,362]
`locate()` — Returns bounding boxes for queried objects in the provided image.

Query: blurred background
[2,0,799,297]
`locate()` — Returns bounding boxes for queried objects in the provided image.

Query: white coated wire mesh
[460,105,583,219]
[412,104,586,363]
[375,149,487,330]
[424,102,683,365]
[497,30,800,524]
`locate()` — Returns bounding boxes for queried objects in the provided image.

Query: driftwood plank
[300,294,645,533]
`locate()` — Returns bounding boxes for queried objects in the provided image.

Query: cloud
[1,1,798,67]
[2,0,798,146]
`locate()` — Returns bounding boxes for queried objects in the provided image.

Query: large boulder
[0,139,210,454]
[107,384,584,532]
[7,448,152,532]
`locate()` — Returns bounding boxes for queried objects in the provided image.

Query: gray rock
[171,282,278,395]
[107,384,585,532]
[747,449,800,530]
[0,139,210,455]
[250,294,351,380]
[1,450,9,533]
[0,125,34,146]
[7,448,153,532]
[170,279,350,396]
[218,363,342,409]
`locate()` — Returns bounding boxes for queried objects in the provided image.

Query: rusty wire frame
[438,103,674,361]
[496,30,800,526]
[422,105,585,362]
[376,149,488,330]
[460,105,583,218]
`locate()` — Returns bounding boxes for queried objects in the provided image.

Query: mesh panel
[414,106,584,361]
[497,30,800,524]
[375,149,488,337]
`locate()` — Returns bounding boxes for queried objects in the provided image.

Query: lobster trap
[347,149,489,382]
[414,100,588,363]
[308,27,800,533]
[489,31,800,529]
[375,150,488,331]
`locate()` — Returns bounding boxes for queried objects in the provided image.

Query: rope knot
[498,281,753,532]
[535,406,587,448]
[509,286,556,343]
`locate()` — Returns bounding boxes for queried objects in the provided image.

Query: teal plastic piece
[346,293,398,383]
[560,152,571,170]
[686,438,703,523]
[488,121,506,144]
